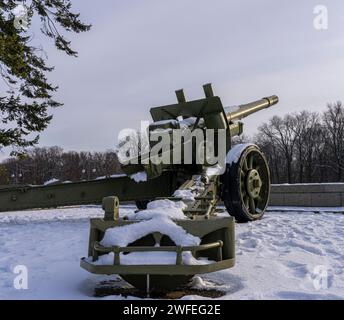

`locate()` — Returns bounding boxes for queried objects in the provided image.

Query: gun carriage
[0,84,278,291]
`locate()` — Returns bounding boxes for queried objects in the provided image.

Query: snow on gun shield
[79,84,279,291]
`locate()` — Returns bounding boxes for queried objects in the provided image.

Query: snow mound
[126,199,187,220]
[12,4,27,17]
[43,178,60,186]
[179,117,198,127]
[151,119,179,126]
[98,196,204,265]
[173,189,195,201]
[95,174,126,180]
[100,217,200,248]
[130,171,147,183]
[205,164,225,177]
[147,199,185,211]
[172,177,206,201]
[188,276,226,291]
[226,143,256,165]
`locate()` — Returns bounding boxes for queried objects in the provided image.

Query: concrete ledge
[270,183,344,207]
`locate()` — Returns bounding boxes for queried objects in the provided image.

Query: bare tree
[257,115,297,183]
[322,102,344,181]
[292,111,323,182]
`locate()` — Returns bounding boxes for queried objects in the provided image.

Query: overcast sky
[1,0,344,159]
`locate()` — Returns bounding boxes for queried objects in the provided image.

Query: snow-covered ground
[0,205,343,300]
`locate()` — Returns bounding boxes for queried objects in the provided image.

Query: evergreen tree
[0,0,90,153]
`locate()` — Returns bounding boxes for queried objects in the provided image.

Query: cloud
[1,0,344,158]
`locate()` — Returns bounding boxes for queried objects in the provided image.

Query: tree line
[0,147,121,185]
[254,101,344,184]
[0,101,343,185]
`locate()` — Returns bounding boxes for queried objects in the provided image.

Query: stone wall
[269,183,344,207]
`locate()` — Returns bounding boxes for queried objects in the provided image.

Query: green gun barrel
[227,95,279,122]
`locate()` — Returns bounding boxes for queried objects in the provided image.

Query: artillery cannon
[0,84,278,292]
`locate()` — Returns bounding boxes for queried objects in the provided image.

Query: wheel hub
[246,169,262,199]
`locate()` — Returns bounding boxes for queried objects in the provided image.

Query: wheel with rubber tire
[221,144,270,222]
